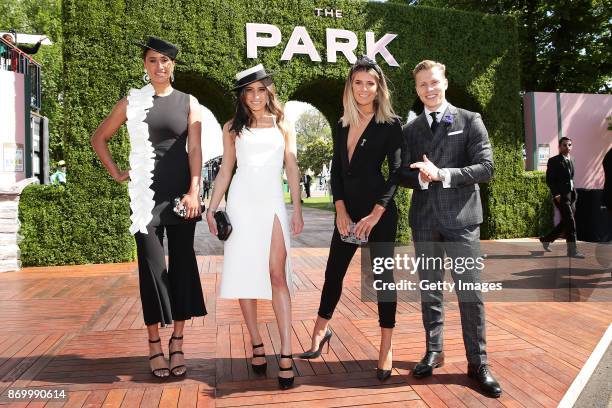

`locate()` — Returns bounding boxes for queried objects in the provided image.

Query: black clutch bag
[172,195,206,219]
[214,210,233,241]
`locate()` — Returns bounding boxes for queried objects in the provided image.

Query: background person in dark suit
[397,60,501,398]
[303,173,312,198]
[603,146,612,215]
[540,137,584,258]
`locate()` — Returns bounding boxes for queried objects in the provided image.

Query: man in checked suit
[397,60,501,398]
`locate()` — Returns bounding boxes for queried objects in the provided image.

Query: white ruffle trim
[126,84,156,234]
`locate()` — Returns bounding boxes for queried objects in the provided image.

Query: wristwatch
[437,168,446,182]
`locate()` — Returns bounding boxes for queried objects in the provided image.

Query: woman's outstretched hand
[335,207,351,237]
[291,209,304,235]
[206,210,218,236]
[112,169,130,183]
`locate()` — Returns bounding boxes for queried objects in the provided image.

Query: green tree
[295,108,333,176]
[393,0,611,93]
[299,137,333,177]
[0,0,64,162]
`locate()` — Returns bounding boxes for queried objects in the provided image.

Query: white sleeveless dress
[219,123,293,299]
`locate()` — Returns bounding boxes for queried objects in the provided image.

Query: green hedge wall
[19,0,551,265]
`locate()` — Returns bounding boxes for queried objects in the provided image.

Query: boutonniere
[442,114,454,125]
[360,139,367,147]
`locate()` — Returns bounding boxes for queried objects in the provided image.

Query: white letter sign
[366,32,399,67]
[246,23,282,58]
[281,26,321,62]
[326,28,357,63]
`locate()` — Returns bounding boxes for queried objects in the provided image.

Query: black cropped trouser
[134,223,207,326]
[318,209,398,328]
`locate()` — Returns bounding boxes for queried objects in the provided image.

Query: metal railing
[0,37,42,111]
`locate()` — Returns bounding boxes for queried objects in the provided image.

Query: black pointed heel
[376,368,392,381]
[168,335,186,377]
[251,343,267,374]
[298,328,332,359]
[278,354,295,390]
[148,338,170,379]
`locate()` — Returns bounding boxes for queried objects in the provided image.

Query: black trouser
[543,192,577,244]
[134,223,207,326]
[412,225,487,366]
[318,209,397,328]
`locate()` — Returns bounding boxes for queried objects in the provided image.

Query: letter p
[246,23,282,59]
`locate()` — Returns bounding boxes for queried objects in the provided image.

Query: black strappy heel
[251,343,267,374]
[148,338,170,379]
[278,354,295,390]
[168,335,186,377]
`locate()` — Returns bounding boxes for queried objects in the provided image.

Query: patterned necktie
[430,112,438,133]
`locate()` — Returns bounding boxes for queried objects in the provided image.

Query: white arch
[200,105,223,163]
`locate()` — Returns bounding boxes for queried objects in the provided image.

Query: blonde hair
[412,60,446,78]
[341,66,397,128]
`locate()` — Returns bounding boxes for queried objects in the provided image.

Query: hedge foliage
[19,0,551,265]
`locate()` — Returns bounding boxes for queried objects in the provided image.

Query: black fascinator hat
[134,36,184,65]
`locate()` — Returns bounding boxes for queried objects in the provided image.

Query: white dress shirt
[419,101,452,189]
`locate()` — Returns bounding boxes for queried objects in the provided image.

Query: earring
[143,70,150,83]
[170,72,175,82]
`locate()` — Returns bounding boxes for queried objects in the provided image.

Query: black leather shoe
[467,364,502,398]
[539,237,551,252]
[376,368,391,382]
[412,351,444,378]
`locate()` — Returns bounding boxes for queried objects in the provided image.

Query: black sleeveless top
[144,89,200,226]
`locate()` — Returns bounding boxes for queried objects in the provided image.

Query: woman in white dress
[206,64,304,389]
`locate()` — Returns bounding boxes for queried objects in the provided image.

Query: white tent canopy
[0,32,53,45]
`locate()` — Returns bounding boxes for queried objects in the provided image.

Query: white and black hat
[232,64,273,91]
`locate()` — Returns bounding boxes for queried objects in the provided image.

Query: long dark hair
[229,78,287,139]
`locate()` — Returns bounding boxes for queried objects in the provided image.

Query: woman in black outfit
[299,56,402,381]
[91,36,206,379]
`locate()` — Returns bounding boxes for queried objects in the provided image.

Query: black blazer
[331,117,402,221]
[546,154,575,198]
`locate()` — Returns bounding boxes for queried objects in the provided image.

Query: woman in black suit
[299,56,402,381]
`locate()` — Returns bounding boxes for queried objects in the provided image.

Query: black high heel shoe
[298,328,332,359]
[148,338,170,379]
[278,354,295,390]
[251,343,267,374]
[377,348,393,381]
[168,335,186,377]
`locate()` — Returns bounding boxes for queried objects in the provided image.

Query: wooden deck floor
[0,246,610,407]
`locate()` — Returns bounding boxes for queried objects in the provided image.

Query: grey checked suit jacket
[397,104,494,230]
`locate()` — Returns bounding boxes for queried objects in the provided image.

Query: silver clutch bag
[340,222,368,245]
[172,195,206,218]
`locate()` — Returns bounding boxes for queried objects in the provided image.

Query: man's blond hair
[412,60,446,78]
